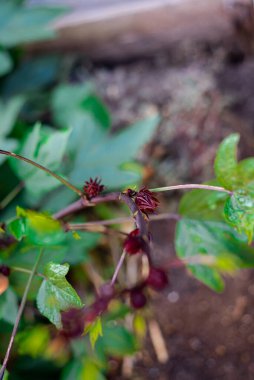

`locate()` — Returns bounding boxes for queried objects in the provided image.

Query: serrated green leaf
[214,133,240,190]
[175,218,254,291]
[84,317,103,349]
[224,189,254,243]
[11,123,71,200]
[0,50,13,76]
[37,262,83,328]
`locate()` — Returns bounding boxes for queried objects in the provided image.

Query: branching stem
[0,249,44,379]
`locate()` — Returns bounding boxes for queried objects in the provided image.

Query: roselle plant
[1,132,254,378]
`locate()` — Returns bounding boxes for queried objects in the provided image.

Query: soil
[78,39,254,380]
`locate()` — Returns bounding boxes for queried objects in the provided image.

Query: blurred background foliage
[0,1,160,378]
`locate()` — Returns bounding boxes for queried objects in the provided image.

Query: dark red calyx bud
[83,177,105,199]
[99,283,115,300]
[0,265,10,277]
[130,287,147,309]
[146,267,168,290]
[135,187,159,214]
[124,229,144,255]
[126,188,137,198]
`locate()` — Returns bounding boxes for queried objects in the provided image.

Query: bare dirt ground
[79,40,254,380]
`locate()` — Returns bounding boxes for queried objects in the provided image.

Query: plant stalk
[0,249,44,379]
[0,150,82,197]
[149,184,232,194]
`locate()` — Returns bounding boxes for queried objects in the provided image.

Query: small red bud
[146,267,168,290]
[123,229,144,255]
[130,288,147,309]
[83,177,105,199]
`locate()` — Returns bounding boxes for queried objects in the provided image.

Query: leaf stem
[149,184,232,194]
[0,249,44,379]
[0,150,82,197]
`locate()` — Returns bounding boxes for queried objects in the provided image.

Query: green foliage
[52,83,160,189]
[0,97,24,164]
[37,262,83,328]
[224,189,254,243]
[84,317,103,349]
[175,218,254,291]
[0,0,65,48]
[62,359,106,380]
[11,123,71,200]
[214,133,240,190]
[16,325,50,358]
[179,180,228,221]
[0,288,18,325]
[8,207,65,246]
[0,51,13,77]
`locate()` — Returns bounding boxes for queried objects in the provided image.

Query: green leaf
[97,325,137,357]
[16,325,50,358]
[16,207,65,246]
[84,317,103,349]
[0,50,13,76]
[81,95,111,130]
[52,83,159,189]
[36,262,83,328]
[224,189,254,243]
[0,97,24,165]
[0,287,18,325]
[7,217,26,241]
[0,1,66,47]
[214,134,240,190]
[2,56,60,97]
[62,359,106,380]
[175,218,254,291]
[11,123,71,200]
[0,366,8,380]
[179,180,228,221]
[69,115,159,190]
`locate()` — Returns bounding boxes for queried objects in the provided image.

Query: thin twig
[149,184,232,195]
[11,266,46,279]
[0,150,82,196]
[0,249,44,379]
[111,250,127,285]
[0,182,24,210]
[67,213,180,230]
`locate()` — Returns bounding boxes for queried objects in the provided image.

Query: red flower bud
[135,187,159,214]
[146,267,168,290]
[83,177,104,199]
[130,288,147,309]
[124,229,144,255]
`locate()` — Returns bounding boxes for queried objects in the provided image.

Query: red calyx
[83,177,105,199]
[135,187,159,214]
[130,287,147,309]
[124,229,144,255]
[146,267,168,290]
